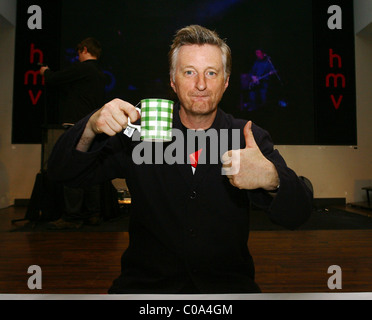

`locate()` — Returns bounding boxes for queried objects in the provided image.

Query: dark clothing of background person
[250,57,274,82]
[248,56,275,111]
[44,59,106,124]
[43,59,107,228]
[47,103,313,293]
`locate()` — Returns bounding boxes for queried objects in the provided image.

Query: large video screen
[13,0,356,145]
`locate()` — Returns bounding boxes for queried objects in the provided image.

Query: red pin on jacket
[190,149,203,169]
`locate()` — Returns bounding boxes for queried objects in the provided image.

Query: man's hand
[39,66,49,76]
[222,121,280,191]
[76,99,140,152]
[251,76,259,84]
[88,99,140,136]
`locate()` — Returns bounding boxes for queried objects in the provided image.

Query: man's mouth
[191,95,209,100]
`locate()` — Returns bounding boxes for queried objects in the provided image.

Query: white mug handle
[127,107,142,131]
[124,107,141,138]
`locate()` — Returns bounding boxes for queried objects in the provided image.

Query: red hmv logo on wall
[327,49,345,110]
[24,44,45,105]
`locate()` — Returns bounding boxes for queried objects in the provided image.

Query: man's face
[78,46,88,62]
[78,50,84,62]
[256,50,265,60]
[170,44,229,118]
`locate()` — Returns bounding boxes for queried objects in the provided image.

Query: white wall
[0,0,16,26]
[0,2,371,209]
[0,2,42,209]
[354,0,372,34]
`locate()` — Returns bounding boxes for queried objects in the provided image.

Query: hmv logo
[326,49,345,110]
[24,44,45,106]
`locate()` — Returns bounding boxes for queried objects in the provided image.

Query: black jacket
[47,103,313,294]
[44,60,106,123]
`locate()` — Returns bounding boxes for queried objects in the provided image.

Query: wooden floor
[1,206,372,295]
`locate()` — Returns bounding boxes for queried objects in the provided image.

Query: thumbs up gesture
[222,121,280,191]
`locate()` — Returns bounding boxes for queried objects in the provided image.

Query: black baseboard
[14,199,30,207]
[313,198,346,209]
[348,201,372,211]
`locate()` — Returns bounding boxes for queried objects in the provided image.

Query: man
[247,49,276,111]
[48,26,312,293]
[41,38,107,229]
[40,37,106,124]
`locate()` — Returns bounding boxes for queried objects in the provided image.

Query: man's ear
[224,76,230,91]
[170,77,177,94]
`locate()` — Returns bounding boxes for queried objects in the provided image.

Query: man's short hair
[76,38,102,59]
[169,25,232,82]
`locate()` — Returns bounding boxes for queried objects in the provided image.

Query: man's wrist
[76,121,97,152]
[264,162,280,191]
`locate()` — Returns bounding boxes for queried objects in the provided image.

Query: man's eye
[207,71,217,77]
[185,71,194,76]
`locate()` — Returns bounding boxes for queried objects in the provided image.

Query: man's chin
[192,109,216,118]
[190,102,216,115]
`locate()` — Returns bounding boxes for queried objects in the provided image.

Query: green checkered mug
[126,99,174,142]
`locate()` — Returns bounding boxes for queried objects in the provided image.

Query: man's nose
[196,74,207,91]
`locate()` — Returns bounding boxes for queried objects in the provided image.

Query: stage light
[278,100,288,108]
